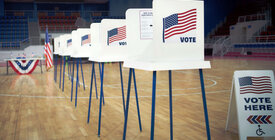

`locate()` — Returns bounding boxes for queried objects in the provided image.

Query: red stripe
[240,91,272,94]
[252,76,271,78]
[165,18,196,33]
[178,9,196,16]
[256,115,263,124]
[165,27,196,39]
[266,115,272,124]
[178,12,196,19]
[178,15,196,23]
[165,21,196,36]
[247,115,254,124]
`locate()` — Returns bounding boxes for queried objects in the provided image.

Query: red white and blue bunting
[9,60,39,75]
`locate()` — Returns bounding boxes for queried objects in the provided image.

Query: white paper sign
[54,36,60,54]
[140,10,153,40]
[227,70,275,140]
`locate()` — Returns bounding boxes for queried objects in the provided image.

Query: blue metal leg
[98,63,105,137]
[94,66,98,99]
[68,56,70,80]
[59,56,62,89]
[150,71,157,140]
[122,68,133,140]
[71,59,75,102]
[98,63,105,105]
[75,58,79,108]
[62,56,66,92]
[80,58,85,91]
[87,61,95,123]
[119,62,126,114]
[199,69,211,140]
[133,69,142,132]
[54,55,57,82]
[169,70,173,140]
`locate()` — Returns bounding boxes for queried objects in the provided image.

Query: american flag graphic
[81,34,91,46]
[107,25,126,45]
[44,26,53,70]
[239,76,272,94]
[67,39,72,47]
[163,9,197,42]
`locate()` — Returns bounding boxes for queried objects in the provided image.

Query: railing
[0,37,42,50]
[238,13,266,23]
[40,25,78,33]
[250,35,275,43]
[0,38,29,50]
[212,36,231,56]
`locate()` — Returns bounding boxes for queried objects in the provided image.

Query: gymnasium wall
[108,0,237,37]
[0,0,4,16]
[108,0,152,17]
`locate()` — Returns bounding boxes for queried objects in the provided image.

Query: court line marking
[64,72,218,91]
[0,89,230,99]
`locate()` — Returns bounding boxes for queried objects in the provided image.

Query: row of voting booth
[53,0,212,140]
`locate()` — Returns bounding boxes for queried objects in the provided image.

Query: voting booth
[53,35,63,86]
[122,1,211,140]
[89,19,127,62]
[71,28,91,58]
[87,20,142,137]
[69,28,92,107]
[59,34,71,56]
[124,0,210,70]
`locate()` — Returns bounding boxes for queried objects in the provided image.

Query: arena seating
[256,26,275,42]
[39,15,78,32]
[209,2,266,38]
[0,16,29,48]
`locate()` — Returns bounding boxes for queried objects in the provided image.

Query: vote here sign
[234,70,275,139]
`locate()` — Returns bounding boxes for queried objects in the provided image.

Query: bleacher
[255,26,275,42]
[39,15,78,32]
[0,16,29,49]
[209,2,267,38]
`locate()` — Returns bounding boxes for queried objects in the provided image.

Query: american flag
[107,25,126,45]
[163,9,197,42]
[81,34,91,46]
[44,26,53,70]
[67,39,72,47]
[239,76,272,94]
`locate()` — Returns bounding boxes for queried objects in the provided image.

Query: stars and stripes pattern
[81,34,91,46]
[44,26,53,70]
[9,60,39,75]
[67,39,72,47]
[163,9,197,42]
[107,25,126,45]
[239,76,272,94]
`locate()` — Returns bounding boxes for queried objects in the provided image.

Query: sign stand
[226,70,275,140]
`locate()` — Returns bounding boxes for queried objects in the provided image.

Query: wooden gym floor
[0,57,275,140]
